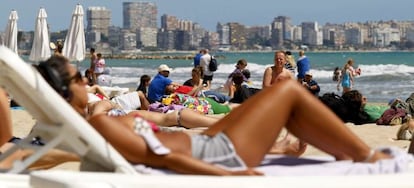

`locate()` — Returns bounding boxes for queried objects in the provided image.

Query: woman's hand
[230,168,263,176]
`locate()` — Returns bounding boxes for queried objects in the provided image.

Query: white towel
[132,147,414,176]
[111,91,141,111]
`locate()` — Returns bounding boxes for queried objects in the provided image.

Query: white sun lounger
[0,46,137,174]
[1,45,414,187]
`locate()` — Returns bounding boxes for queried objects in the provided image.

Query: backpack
[319,93,347,121]
[208,55,218,72]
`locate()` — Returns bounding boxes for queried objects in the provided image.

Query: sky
[1,0,414,32]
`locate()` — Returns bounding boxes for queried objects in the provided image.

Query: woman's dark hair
[84,69,94,86]
[342,90,363,111]
[232,72,244,85]
[34,55,72,100]
[193,66,204,78]
[136,75,151,94]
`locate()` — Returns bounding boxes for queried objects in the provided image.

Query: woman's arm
[88,114,261,175]
[0,88,12,145]
[146,151,262,175]
[228,85,235,98]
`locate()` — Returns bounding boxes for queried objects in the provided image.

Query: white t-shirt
[200,54,213,76]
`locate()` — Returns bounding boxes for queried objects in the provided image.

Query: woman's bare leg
[0,88,12,146]
[205,80,389,167]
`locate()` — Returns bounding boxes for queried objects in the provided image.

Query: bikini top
[133,115,170,155]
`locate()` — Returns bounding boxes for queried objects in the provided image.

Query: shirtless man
[262,50,294,88]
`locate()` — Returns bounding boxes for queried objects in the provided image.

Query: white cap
[305,71,313,76]
[158,64,171,72]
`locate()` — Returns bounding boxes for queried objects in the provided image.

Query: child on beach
[33,55,393,175]
[220,59,249,93]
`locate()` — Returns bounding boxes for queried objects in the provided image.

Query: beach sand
[10,109,412,171]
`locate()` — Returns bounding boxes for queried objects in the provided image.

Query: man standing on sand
[193,49,205,68]
[296,50,310,82]
[89,48,98,85]
[200,49,214,89]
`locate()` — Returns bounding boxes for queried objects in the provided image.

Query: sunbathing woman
[35,55,391,175]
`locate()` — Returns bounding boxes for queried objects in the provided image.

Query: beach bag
[319,92,347,121]
[405,93,414,116]
[390,117,403,125]
[208,55,218,72]
[396,122,413,140]
[376,107,407,125]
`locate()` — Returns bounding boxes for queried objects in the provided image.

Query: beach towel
[161,94,213,114]
[111,91,141,112]
[130,146,414,176]
[364,104,388,121]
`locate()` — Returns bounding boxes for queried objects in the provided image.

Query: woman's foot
[269,134,307,157]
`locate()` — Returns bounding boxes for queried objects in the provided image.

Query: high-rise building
[137,27,158,48]
[161,14,179,31]
[273,16,292,41]
[301,22,322,46]
[217,23,230,45]
[87,7,111,36]
[123,2,157,31]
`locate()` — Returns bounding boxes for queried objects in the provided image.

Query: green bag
[364,104,389,121]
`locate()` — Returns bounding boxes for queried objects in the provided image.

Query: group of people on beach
[2,48,413,175]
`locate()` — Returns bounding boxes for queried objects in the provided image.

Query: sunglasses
[67,71,83,83]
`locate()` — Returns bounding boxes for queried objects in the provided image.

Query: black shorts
[203,75,213,81]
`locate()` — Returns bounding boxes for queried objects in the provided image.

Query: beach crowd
[1,47,414,176]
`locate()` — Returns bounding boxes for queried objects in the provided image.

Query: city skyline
[1,0,414,32]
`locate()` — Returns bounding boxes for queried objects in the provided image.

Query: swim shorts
[191,132,247,170]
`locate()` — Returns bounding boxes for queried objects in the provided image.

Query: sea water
[74,51,414,103]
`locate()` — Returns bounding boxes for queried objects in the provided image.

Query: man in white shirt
[199,49,214,89]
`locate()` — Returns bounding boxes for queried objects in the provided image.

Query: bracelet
[176,108,184,127]
[362,149,376,162]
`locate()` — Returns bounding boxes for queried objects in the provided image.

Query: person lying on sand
[35,55,391,175]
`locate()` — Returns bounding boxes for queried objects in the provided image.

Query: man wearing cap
[301,71,320,96]
[148,64,180,103]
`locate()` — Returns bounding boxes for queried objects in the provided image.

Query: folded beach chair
[0,46,137,174]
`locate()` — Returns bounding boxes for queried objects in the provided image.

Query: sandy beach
[10,108,412,171]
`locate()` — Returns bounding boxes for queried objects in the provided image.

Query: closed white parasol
[62,4,86,67]
[29,7,51,62]
[4,10,18,54]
